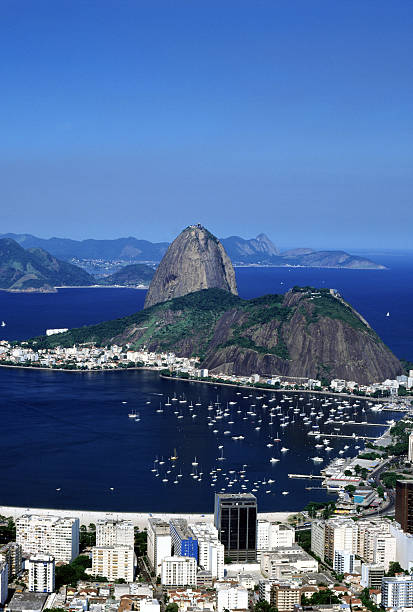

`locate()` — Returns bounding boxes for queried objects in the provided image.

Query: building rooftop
[8,592,48,611]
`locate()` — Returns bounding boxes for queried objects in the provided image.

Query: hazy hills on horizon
[1,231,386,270]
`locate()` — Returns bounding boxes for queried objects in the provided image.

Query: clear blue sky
[1,0,412,249]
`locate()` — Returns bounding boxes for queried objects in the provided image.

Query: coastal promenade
[0,505,293,530]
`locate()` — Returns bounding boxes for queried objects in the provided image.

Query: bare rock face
[144,225,238,308]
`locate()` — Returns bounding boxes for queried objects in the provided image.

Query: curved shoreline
[0,364,409,403]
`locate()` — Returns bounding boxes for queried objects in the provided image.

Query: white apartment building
[334,550,355,574]
[147,518,172,576]
[311,518,357,564]
[96,520,134,548]
[382,575,413,610]
[216,584,248,612]
[91,545,135,583]
[189,523,224,579]
[28,555,55,593]
[16,515,79,563]
[310,520,326,561]
[257,521,295,559]
[0,562,8,606]
[161,556,197,587]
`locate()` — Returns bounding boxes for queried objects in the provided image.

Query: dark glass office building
[214,493,257,561]
[395,480,413,534]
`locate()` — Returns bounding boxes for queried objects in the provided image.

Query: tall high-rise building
[170,519,198,560]
[395,480,413,534]
[28,555,55,593]
[16,515,79,563]
[214,493,257,562]
[147,518,172,576]
[0,542,22,577]
[96,520,134,548]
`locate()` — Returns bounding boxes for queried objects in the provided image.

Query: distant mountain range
[1,232,386,269]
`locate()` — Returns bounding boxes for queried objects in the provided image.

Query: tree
[345,485,356,494]
[302,590,340,605]
[386,561,405,576]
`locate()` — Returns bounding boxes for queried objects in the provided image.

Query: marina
[0,366,404,513]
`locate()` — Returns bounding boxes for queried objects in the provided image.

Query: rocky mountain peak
[144,225,238,308]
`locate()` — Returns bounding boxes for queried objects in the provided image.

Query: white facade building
[216,584,248,612]
[96,520,134,548]
[0,562,8,606]
[334,550,355,574]
[189,523,224,579]
[161,556,197,587]
[147,518,172,576]
[16,515,79,563]
[257,521,295,559]
[28,555,55,593]
[382,575,413,610]
[91,545,135,582]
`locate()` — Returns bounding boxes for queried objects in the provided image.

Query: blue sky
[1,0,412,249]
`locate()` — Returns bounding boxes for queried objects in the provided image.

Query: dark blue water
[1,253,412,360]
[0,367,399,513]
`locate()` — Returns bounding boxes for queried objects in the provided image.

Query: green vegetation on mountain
[97,263,155,286]
[26,286,402,384]
[0,238,95,291]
